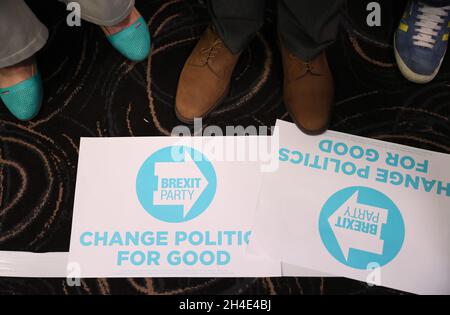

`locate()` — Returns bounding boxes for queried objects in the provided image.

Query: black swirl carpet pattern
[0,0,448,295]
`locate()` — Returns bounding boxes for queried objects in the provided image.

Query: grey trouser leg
[0,0,135,68]
[59,0,135,27]
[208,0,345,59]
[0,0,49,68]
[278,0,346,60]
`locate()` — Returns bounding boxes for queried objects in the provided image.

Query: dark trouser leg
[208,0,266,53]
[422,0,450,6]
[278,0,346,60]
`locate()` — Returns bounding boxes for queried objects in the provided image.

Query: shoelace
[289,53,322,80]
[413,3,450,48]
[199,39,222,66]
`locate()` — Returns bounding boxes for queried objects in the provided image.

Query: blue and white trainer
[395,1,450,83]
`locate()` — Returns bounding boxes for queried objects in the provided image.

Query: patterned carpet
[0,0,448,294]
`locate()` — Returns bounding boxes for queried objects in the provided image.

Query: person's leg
[0,0,48,69]
[395,0,450,83]
[175,0,265,123]
[422,0,450,6]
[0,0,46,121]
[278,0,345,135]
[278,0,344,61]
[60,0,150,61]
[60,0,134,26]
[209,0,266,54]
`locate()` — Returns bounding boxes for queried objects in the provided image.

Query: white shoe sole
[394,34,444,84]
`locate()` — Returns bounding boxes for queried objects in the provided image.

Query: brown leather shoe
[280,41,334,135]
[175,26,241,123]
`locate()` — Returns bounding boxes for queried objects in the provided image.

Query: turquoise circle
[319,186,405,269]
[136,146,217,223]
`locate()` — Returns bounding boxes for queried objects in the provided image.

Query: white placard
[0,252,68,278]
[251,120,450,295]
[69,136,282,278]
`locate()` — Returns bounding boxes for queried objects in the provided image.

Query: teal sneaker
[104,16,151,62]
[0,65,43,121]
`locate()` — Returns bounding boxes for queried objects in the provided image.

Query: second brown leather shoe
[175,26,241,123]
[280,41,334,135]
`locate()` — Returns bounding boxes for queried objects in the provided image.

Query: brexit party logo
[319,186,405,269]
[136,146,217,223]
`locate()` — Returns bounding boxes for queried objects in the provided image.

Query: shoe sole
[394,34,444,84]
[285,103,330,136]
[174,84,231,125]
